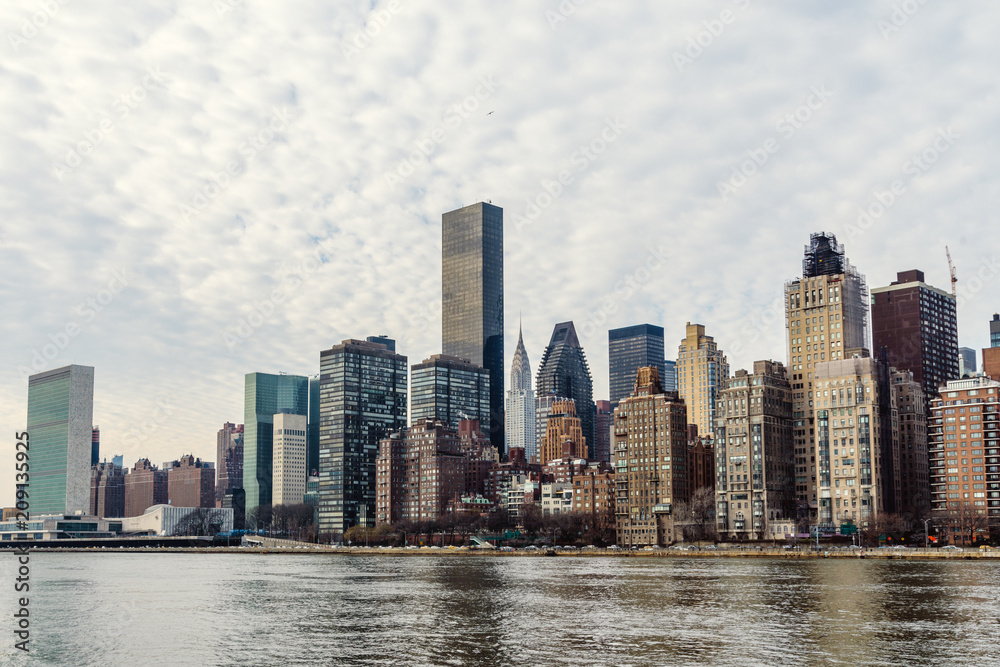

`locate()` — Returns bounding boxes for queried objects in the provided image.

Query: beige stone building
[614,367,690,547]
[714,360,795,539]
[785,233,870,519]
[677,323,729,441]
[540,400,587,464]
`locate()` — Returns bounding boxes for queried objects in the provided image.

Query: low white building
[540,483,572,516]
[121,505,233,536]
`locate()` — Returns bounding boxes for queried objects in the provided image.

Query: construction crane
[946,246,957,298]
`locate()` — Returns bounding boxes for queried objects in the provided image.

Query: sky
[2,0,998,507]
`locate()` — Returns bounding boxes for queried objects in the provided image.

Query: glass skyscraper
[536,321,595,451]
[410,355,490,428]
[442,202,504,452]
[27,364,94,516]
[318,338,408,535]
[608,324,665,410]
[243,372,309,513]
[308,375,320,475]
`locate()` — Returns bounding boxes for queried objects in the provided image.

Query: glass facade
[308,375,320,475]
[318,339,408,535]
[442,202,504,452]
[27,365,93,516]
[608,324,665,409]
[991,314,1000,348]
[243,373,309,513]
[410,355,490,427]
[536,322,595,450]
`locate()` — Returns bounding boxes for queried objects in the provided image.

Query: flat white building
[273,413,308,506]
[120,505,233,536]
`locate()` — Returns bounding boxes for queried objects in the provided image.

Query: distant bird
[486,111,494,116]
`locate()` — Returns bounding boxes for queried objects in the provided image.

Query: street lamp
[923,518,931,549]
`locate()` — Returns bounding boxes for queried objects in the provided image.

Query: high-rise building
[318,338,408,535]
[593,400,612,464]
[90,461,125,518]
[812,356,898,527]
[536,321,595,450]
[893,369,928,521]
[871,270,959,402]
[715,361,795,540]
[273,413,308,506]
[534,393,570,463]
[308,375,320,475]
[687,437,715,496]
[243,372,309,513]
[984,347,1000,381]
[959,347,977,377]
[540,400,587,464]
[27,365,94,516]
[375,419,468,525]
[410,355,490,427]
[785,232,870,519]
[608,324,665,410]
[216,422,244,504]
[991,313,1000,348]
[91,426,100,467]
[505,325,536,458]
[124,458,168,517]
[167,455,215,508]
[613,367,690,547]
[662,360,677,392]
[676,323,729,440]
[442,202,504,452]
[927,376,999,544]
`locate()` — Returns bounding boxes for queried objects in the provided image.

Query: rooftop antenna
[946,246,957,298]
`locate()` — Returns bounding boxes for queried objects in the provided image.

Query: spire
[510,318,531,393]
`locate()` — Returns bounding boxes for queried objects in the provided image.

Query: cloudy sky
[2,0,998,506]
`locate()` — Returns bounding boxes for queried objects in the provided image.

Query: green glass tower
[244,372,309,513]
[27,365,94,516]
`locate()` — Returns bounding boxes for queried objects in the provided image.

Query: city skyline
[4,3,1000,509]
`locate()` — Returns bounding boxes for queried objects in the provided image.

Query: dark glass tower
[308,375,320,475]
[243,373,309,513]
[536,321,595,450]
[410,355,490,428]
[608,324,665,410]
[318,338,408,535]
[991,313,1000,348]
[442,202,504,453]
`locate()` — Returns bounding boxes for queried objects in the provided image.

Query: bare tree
[172,508,227,537]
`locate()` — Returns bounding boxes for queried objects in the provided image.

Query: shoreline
[17,546,1000,560]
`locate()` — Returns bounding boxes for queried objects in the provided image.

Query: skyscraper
[505,325,536,457]
[893,369,928,521]
[216,422,244,504]
[167,455,216,508]
[715,361,795,540]
[540,400,586,464]
[273,413,308,506]
[308,375,320,475]
[959,347,977,377]
[91,426,100,467]
[608,324,665,410]
[90,461,125,518]
[244,373,309,513]
[318,338,408,535]
[676,323,729,439]
[991,313,1000,348]
[27,365,94,516]
[613,367,690,548]
[124,458,168,517]
[593,400,612,464]
[410,355,490,427]
[662,360,677,392]
[442,202,504,452]
[871,269,959,400]
[785,232,869,519]
[536,321,596,451]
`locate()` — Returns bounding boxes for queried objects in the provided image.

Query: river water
[2,553,998,666]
